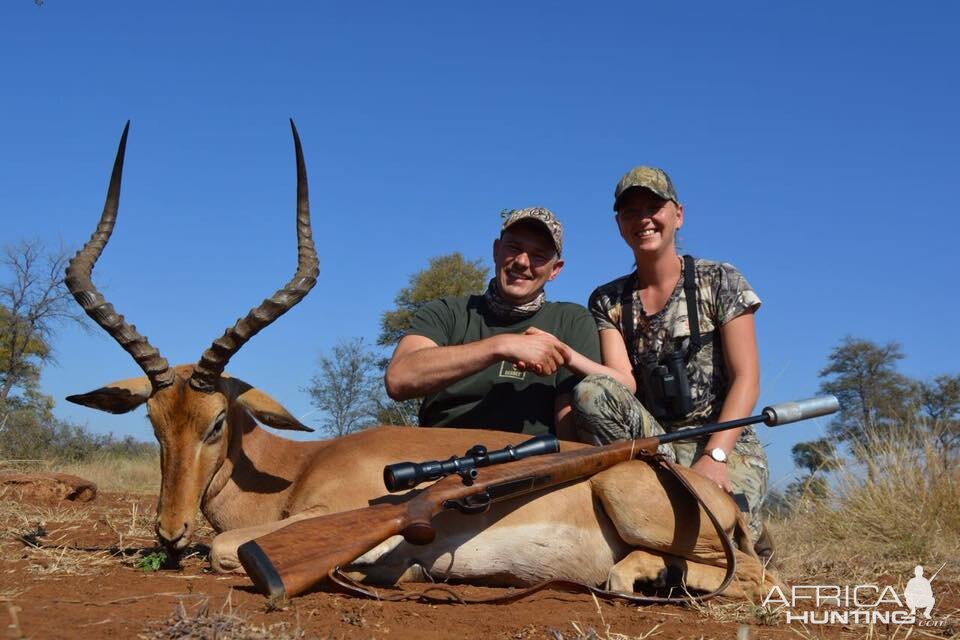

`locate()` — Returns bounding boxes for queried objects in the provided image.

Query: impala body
[66,123,778,599]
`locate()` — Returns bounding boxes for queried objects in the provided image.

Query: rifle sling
[327,454,739,605]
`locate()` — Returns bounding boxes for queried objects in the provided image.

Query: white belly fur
[352,483,627,586]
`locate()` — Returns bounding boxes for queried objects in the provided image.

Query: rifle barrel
[657,396,839,447]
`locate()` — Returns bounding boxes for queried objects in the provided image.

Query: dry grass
[549,594,663,640]
[0,498,149,578]
[140,593,309,640]
[0,498,89,539]
[1,452,160,494]
[772,431,960,584]
[55,452,160,494]
[686,597,784,627]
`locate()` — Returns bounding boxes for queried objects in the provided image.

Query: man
[385,207,601,438]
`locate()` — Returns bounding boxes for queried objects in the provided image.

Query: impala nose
[156,522,190,550]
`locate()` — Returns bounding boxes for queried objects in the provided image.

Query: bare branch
[0,240,88,402]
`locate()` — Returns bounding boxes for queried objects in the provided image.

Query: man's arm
[384,332,568,401]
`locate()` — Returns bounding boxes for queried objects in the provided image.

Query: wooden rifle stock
[238,396,839,599]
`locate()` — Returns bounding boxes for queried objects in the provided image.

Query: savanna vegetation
[0,241,159,490]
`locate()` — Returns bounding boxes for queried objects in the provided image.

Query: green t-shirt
[408,295,601,435]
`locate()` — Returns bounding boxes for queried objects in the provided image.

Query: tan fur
[72,368,779,598]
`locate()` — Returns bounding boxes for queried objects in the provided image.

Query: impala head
[65,121,318,552]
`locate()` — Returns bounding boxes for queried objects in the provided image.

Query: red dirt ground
[1,491,956,640]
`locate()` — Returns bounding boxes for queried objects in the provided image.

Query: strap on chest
[620,255,709,373]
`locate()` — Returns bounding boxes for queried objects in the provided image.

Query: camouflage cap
[613,166,679,211]
[500,207,563,256]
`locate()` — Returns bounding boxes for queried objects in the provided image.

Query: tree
[377,253,488,347]
[790,438,838,476]
[818,337,917,447]
[375,253,488,426]
[0,241,86,403]
[784,474,829,506]
[374,395,420,426]
[782,438,838,511]
[918,373,960,458]
[305,338,382,437]
[761,488,791,519]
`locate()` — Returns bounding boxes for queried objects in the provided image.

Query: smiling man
[384,207,602,438]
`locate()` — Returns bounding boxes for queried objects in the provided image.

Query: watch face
[710,448,727,462]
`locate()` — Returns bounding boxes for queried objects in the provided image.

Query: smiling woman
[572,166,772,560]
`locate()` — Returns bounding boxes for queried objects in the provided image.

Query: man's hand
[499,327,568,376]
[691,456,732,493]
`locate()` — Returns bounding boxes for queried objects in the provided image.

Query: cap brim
[613,185,675,210]
[501,217,562,255]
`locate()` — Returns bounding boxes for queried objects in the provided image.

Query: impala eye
[205,414,226,443]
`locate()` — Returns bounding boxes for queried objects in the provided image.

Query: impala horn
[189,119,319,393]
[65,121,175,391]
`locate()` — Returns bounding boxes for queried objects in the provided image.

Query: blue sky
[2,2,957,488]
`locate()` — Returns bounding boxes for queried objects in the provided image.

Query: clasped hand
[504,327,571,376]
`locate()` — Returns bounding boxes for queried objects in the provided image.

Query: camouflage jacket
[588,257,761,433]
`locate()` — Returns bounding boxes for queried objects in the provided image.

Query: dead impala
[66,123,778,599]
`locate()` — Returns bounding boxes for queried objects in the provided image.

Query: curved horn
[65,122,175,390]
[189,120,319,393]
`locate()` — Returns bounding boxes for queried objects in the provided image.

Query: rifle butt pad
[237,540,287,599]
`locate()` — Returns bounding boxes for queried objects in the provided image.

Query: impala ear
[235,387,314,432]
[66,377,152,414]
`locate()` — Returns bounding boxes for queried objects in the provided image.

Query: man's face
[492,222,563,305]
[615,188,683,257]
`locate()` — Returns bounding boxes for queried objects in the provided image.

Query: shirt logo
[498,361,527,381]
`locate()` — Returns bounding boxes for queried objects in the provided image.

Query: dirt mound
[0,471,97,502]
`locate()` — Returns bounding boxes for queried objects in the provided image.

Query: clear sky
[2,2,958,489]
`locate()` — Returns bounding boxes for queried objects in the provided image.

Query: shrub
[0,396,156,464]
[770,426,959,582]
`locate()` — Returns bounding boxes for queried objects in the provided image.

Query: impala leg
[607,548,776,600]
[590,459,739,556]
[591,459,783,599]
[210,507,331,573]
[607,547,683,592]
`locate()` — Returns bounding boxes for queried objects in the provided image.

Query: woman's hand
[691,456,732,493]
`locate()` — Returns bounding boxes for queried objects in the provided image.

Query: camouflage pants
[571,374,769,542]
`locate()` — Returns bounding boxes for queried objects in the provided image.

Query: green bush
[0,395,156,463]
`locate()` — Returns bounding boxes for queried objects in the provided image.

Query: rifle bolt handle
[402,521,436,546]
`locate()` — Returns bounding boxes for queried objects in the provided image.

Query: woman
[571,166,770,551]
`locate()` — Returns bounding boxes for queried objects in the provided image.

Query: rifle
[238,396,839,599]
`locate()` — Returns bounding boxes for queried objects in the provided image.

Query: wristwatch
[707,447,728,464]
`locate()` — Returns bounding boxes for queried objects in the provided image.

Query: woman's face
[615,188,683,259]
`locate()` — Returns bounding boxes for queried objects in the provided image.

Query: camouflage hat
[500,207,563,256]
[613,166,679,211]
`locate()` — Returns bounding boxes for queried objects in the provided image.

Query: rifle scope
[384,433,560,492]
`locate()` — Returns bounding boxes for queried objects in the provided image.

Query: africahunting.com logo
[762,564,949,627]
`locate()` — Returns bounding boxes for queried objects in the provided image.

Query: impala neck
[201,409,320,532]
